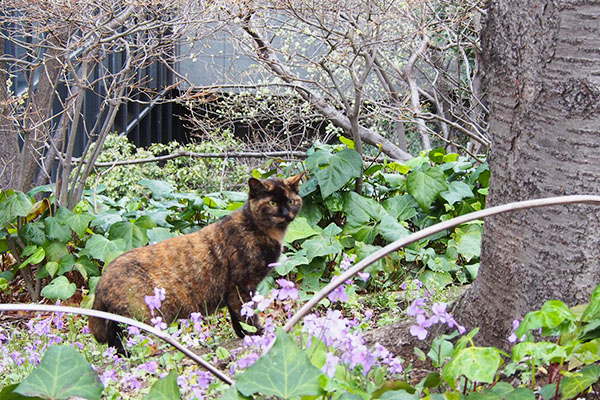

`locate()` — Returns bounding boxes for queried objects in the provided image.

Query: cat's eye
[288,199,295,205]
[268,200,277,207]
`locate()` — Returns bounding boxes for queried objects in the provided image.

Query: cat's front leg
[227,287,263,338]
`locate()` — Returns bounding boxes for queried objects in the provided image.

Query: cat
[88,173,303,353]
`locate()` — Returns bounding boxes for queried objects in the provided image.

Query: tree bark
[452,0,600,349]
[0,39,20,191]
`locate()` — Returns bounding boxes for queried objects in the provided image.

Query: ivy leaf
[582,283,600,322]
[512,342,567,364]
[144,371,180,400]
[14,345,103,400]
[44,217,72,243]
[139,179,174,199]
[108,220,148,250]
[284,217,320,243]
[19,222,47,246]
[40,276,76,300]
[315,149,363,198]
[560,364,600,399]
[442,347,502,390]
[440,181,474,205]
[454,224,482,261]
[65,212,94,238]
[406,166,448,210]
[236,328,324,398]
[383,195,418,221]
[84,234,124,263]
[147,227,177,245]
[0,191,32,226]
[0,383,45,399]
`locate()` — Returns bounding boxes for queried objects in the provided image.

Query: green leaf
[0,192,32,226]
[14,345,103,400]
[442,347,502,389]
[108,220,148,250]
[44,217,72,243]
[315,149,363,198]
[139,179,174,198]
[0,383,45,399]
[342,192,387,243]
[221,385,249,400]
[40,276,76,300]
[406,166,448,210]
[19,222,46,246]
[284,217,320,243]
[46,261,59,278]
[455,224,482,261]
[512,342,566,363]
[379,390,419,400]
[378,215,411,242]
[383,195,418,221]
[516,300,577,336]
[561,365,600,399]
[144,371,180,400]
[147,227,177,245]
[440,181,474,205]
[582,283,600,322]
[84,234,124,262]
[65,212,94,238]
[236,328,323,398]
[19,246,45,269]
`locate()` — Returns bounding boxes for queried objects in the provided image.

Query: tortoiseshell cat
[89,173,303,353]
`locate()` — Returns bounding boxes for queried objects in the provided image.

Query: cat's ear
[284,172,304,193]
[248,177,266,197]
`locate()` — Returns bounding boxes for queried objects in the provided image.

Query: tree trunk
[452,0,600,349]
[0,39,20,191]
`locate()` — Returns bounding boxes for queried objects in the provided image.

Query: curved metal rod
[0,303,233,385]
[284,194,600,332]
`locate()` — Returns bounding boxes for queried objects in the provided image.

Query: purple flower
[237,352,259,369]
[127,326,140,336]
[81,325,90,334]
[12,351,25,366]
[276,279,299,301]
[252,294,272,312]
[400,282,407,290]
[508,319,525,343]
[122,373,141,390]
[304,310,348,347]
[340,253,356,270]
[145,287,166,316]
[138,361,159,373]
[414,279,423,288]
[406,298,426,317]
[26,318,52,336]
[327,285,348,303]
[241,301,254,319]
[386,357,404,374]
[151,316,167,330]
[357,271,370,282]
[409,314,432,340]
[100,369,117,386]
[72,341,84,350]
[48,334,62,345]
[322,352,339,377]
[364,310,373,320]
[195,370,212,389]
[177,375,189,391]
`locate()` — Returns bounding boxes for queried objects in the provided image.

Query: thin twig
[0,303,234,385]
[284,195,600,332]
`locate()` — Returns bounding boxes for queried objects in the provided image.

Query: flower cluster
[304,309,403,377]
[507,319,526,343]
[327,254,369,304]
[406,289,466,340]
